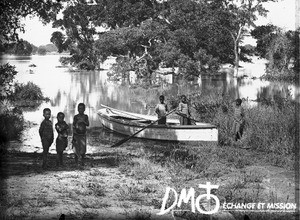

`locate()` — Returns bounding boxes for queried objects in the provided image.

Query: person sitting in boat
[155,95,169,124]
[177,95,192,125]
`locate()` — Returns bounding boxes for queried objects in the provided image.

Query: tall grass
[191,92,295,168]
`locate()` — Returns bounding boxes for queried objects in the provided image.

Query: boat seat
[132,119,152,124]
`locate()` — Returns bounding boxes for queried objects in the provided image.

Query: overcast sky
[18,0,296,46]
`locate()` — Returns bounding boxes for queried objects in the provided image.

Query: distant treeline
[0,40,59,55]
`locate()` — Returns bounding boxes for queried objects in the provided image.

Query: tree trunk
[233,26,243,77]
[234,41,239,77]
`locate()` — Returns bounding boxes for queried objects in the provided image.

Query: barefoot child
[72,103,89,166]
[232,98,245,141]
[155,95,169,124]
[39,108,54,168]
[55,112,69,166]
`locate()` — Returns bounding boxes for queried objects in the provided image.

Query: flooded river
[0,54,297,153]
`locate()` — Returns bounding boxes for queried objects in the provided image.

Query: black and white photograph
[0,0,299,219]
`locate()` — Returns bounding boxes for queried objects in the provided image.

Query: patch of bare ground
[0,141,297,220]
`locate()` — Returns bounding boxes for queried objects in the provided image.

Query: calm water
[1,54,298,153]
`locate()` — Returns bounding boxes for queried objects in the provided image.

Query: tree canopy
[251,25,299,73]
[2,0,289,82]
[50,0,279,79]
[0,0,64,43]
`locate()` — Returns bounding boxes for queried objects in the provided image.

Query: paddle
[100,104,149,121]
[175,111,200,123]
[111,108,176,148]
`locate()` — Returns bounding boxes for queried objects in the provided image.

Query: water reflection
[1,54,298,153]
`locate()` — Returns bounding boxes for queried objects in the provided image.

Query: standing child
[232,98,245,141]
[72,103,89,166]
[155,95,169,124]
[55,112,69,167]
[177,95,191,125]
[39,108,54,169]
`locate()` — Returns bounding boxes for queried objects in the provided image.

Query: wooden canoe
[97,105,218,142]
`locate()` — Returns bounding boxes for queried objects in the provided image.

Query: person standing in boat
[177,95,192,125]
[232,98,245,142]
[72,103,89,166]
[155,95,169,124]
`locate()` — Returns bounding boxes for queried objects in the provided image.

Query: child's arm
[155,104,159,115]
[55,123,60,133]
[241,107,245,118]
[73,116,78,130]
[64,122,70,130]
[85,115,89,127]
[50,121,54,140]
[177,102,181,112]
[39,121,44,139]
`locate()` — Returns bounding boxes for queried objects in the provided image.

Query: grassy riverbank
[0,134,296,220]
[0,85,297,219]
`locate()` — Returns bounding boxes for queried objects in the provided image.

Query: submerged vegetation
[47,0,298,83]
[10,82,49,108]
[0,63,47,147]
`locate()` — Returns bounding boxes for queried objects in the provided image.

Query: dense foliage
[0,0,64,43]
[1,41,58,55]
[251,25,299,80]
[50,0,277,79]
[0,63,18,99]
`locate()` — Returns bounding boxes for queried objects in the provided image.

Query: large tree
[52,0,267,78]
[252,25,299,73]
[0,0,64,43]
[94,0,230,81]
[214,0,277,76]
[51,0,162,70]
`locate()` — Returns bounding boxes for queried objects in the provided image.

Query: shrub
[12,82,44,101]
[0,100,24,144]
[59,56,71,66]
[9,82,48,108]
[0,63,17,99]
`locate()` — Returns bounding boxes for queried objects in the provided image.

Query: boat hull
[97,108,218,142]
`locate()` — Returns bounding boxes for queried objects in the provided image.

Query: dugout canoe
[97,105,218,142]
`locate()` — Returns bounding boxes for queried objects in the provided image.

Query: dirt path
[0,142,297,220]
[1,145,175,220]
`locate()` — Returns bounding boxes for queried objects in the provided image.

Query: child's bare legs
[74,154,84,167]
[56,151,63,166]
[74,154,78,164]
[42,139,52,168]
[81,154,85,166]
[73,135,86,167]
[42,149,48,168]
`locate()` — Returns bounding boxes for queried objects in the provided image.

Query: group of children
[38,103,89,169]
[155,95,245,141]
[155,94,193,125]
[39,96,245,168]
